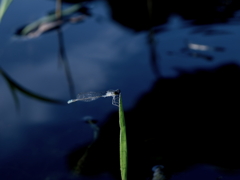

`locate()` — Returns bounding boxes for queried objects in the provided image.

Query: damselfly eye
[114,89,121,95]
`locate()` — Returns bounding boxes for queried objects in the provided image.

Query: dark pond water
[1,0,240,180]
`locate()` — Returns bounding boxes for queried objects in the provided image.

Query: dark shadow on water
[106,0,240,31]
[68,63,240,180]
[148,29,161,79]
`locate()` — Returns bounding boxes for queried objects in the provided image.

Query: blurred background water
[1,0,240,180]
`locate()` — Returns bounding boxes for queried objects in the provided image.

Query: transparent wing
[67,90,120,105]
[67,91,106,104]
[76,91,106,102]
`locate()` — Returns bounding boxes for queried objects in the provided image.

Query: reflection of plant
[0,67,65,109]
[12,2,88,98]
[15,3,85,37]
[0,0,12,22]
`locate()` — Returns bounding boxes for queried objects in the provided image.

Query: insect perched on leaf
[67,89,120,107]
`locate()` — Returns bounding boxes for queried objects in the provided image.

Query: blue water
[1,0,240,180]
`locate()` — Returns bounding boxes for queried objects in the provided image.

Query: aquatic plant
[119,94,127,180]
[68,90,128,180]
[0,0,13,22]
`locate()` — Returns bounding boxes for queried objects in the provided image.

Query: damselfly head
[105,89,121,96]
[114,89,121,95]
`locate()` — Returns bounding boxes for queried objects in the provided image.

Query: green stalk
[0,0,13,22]
[119,94,127,180]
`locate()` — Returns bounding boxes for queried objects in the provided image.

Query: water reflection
[0,66,64,110]
[14,2,91,98]
[57,28,76,98]
[148,29,161,78]
[15,3,88,38]
[178,40,226,61]
[1,0,240,180]
[190,27,232,36]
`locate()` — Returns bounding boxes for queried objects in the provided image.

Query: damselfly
[67,89,120,107]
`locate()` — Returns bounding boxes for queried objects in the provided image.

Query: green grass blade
[0,0,13,22]
[119,94,127,180]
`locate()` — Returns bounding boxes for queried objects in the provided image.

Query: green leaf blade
[0,0,13,22]
[119,94,127,180]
